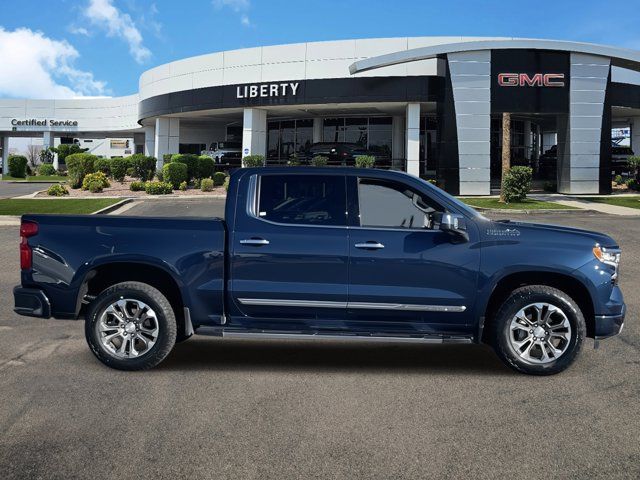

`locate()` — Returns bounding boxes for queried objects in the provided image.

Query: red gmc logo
[498,73,565,87]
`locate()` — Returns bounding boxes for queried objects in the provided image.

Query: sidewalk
[531,194,640,216]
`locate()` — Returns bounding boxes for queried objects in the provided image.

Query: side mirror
[435,212,469,243]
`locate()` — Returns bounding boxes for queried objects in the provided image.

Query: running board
[195,327,473,344]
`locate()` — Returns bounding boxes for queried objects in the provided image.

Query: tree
[499,112,511,203]
[52,144,88,165]
[26,144,42,168]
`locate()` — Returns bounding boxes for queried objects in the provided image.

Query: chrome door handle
[355,242,385,250]
[240,238,270,246]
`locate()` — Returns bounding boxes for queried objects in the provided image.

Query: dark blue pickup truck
[14,167,625,374]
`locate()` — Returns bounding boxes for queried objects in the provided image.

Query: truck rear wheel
[490,285,585,375]
[85,281,177,371]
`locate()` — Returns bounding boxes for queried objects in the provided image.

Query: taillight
[20,220,38,270]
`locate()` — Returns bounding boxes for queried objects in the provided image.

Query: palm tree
[499,112,511,202]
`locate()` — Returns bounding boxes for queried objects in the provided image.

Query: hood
[490,219,618,248]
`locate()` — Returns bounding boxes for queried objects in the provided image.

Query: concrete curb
[93,198,133,215]
[0,216,20,226]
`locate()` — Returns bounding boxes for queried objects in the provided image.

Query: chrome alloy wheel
[508,302,572,364]
[97,298,159,359]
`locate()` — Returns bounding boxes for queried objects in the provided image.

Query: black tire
[490,285,586,375]
[85,281,177,371]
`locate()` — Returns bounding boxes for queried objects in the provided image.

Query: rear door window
[258,174,347,226]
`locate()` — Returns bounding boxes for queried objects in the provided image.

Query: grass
[583,196,640,209]
[0,199,120,215]
[1,175,67,182]
[460,197,577,210]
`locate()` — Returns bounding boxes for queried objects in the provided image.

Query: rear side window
[258,175,347,226]
[358,178,443,229]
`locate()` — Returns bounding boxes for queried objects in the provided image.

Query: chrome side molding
[237,298,466,312]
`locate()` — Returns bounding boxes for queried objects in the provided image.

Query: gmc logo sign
[498,73,565,87]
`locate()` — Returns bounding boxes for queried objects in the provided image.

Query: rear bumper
[14,286,51,318]
[594,304,625,339]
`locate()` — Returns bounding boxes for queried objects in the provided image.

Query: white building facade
[3,36,640,195]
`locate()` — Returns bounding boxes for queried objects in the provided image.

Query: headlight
[593,244,621,283]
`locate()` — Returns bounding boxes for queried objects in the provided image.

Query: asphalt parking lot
[1,208,639,479]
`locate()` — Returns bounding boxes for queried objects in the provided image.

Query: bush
[310,155,328,167]
[38,163,56,176]
[66,153,97,188]
[7,155,28,178]
[614,174,624,186]
[502,166,533,203]
[82,172,110,191]
[145,181,173,195]
[201,177,214,192]
[170,154,199,180]
[625,178,639,191]
[179,181,188,191]
[162,162,188,189]
[130,181,146,191]
[213,171,226,186]
[288,153,300,166]
[193,178,201,189]
[126,167,135,177]
[162,153,173,163]
[86,180,105,193]
[110,157,129,182]
[53,144,88,165]
[628,156,640,180]
[129,154,156,181]
[242,155,265,167]
[39,148,55,165]
[47,184,68,196]
[355,155,376,168]
[94,158,111,176]
[224,176,230,191]
[198,155,215,179]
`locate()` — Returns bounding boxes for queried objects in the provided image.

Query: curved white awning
[349,38,640,75]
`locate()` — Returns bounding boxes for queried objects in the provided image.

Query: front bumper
[14,286,51,318]
[594,304,625,339]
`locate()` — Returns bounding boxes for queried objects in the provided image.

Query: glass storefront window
[323,118,343,143]
[344,118,368,146]
[296,119,313,155]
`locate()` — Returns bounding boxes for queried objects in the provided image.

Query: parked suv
[201,141,242,164]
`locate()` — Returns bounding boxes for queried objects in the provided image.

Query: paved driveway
[0,181,52,199]
[0,212,638,479]
[119,197,226,217]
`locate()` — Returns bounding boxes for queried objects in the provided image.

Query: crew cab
[14,168,626,374]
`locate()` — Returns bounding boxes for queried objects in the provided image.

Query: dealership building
[2,36,640,195]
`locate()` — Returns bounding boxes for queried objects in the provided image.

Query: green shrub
[94,158,111,176]
[193,178,201,189]
[53,144,88,165]
[224,176,230,192]
[66,153,97,188]
[213,171,226,186]
[82,171,110,191]
[38,163,56,176]
[110,157,128,182]
[201,177,214,192]
[288,153,300,166]
[242,155,265,167]
[86,180,105,193]
[502,166,533,202]
[47,184,68,196]
[39,148,55,165]
[355,155,376,168]
[162,162,188,189]
[145,181,173,195]
[627,156,640,179]
[170,154,199,180]
[179,180,188,191]
[162,153,173,163]
[129,154,156,181]
[7,155,28,178]
[130,181,146,192]
[626,178,639,191]
[310,155,328,167]
[156,170,163,181]
[198,155,215,179]
[614,174,624,185]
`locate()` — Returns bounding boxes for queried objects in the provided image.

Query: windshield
[218,142,241,149]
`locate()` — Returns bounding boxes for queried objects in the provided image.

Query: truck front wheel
[85,281,177,370]
[490,285,586,375]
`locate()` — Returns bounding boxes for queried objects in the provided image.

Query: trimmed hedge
[170,154,199,180]
[66,153,97,188]
[162,162,187,189]
[201,178,214,192]
[82,172,110,191]
[502,166,533,203]
[110,157,129,182]
[198,155,215,179]
[179,181,188,191]
[47,184,68,196]
[213,171,226,186]
[129,154,156,181]
[355,155,376,168]
[130,181,146,191]
[8,155,28,178]
[38,163,56,176]
[242,155,265,167]
[94,158,111,176]
[145,181,173,195]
